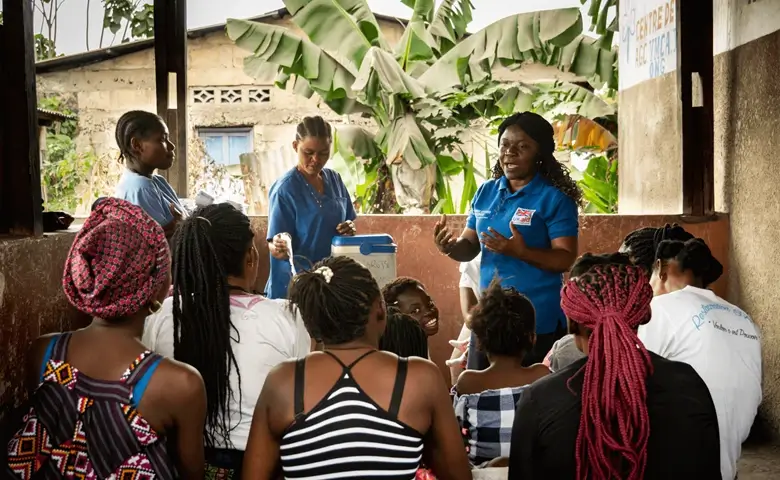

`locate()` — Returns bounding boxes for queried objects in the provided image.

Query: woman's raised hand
[433,215,456,254]
[270,233,291,260]
[336,220,356,236]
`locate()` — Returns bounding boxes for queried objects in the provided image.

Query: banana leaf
[352,47,429,104]
[227,19,369,115]
[394,0,437,68]
[427,0,474,55]
[283,0,389,70]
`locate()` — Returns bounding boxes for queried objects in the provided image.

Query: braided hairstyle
[494,112,583,207]
[288,256,381,345]
[115,110,165,163]
[170,203,254,448]
[468,278,536,358]
[382,277,427,307]
[560,255,655,480]
[655,238,723,287]
[620,223,694,272]
[379,307,428,358]
[296,115,332,141]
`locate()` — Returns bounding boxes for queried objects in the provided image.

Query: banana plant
[226,0,618,213]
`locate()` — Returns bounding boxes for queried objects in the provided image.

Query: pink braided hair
[560,264,654,480]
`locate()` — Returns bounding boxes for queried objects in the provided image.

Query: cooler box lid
[332,234,397,255]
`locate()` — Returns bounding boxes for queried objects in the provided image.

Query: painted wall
[618,0,780,432]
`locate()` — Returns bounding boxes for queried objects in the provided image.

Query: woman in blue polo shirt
[266,116,357,299]
[434,111,581,368]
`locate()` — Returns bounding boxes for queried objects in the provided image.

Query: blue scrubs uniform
[265,167,357,299]
[465,174,578,367]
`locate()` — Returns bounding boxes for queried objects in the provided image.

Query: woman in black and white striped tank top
[241,256,471,480]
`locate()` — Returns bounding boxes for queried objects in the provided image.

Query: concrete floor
[739,444,780,479]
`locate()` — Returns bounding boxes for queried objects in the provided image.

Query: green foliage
[38,97,95,213]
[574,152,618,213]
[228,1,618,213]
[102,0,155,43]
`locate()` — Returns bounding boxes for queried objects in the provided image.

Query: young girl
[114,110,186,237]
[382,277,440,336]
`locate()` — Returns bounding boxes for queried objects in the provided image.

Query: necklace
[297,169,324,208]
[228,285,255,295]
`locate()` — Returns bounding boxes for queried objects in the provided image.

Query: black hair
[379,307,428,358]
[570,252,633,277]
[468,278,536,357]
[494,112,583,206]
[382,276,427,307]
[296,115,332,141]
[621,223,694,272]
[655,238,723,287]
[288,256,381,345]
[115,110,166,163]
[170,203,254,448]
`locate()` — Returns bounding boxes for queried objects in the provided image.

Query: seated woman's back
[7,199,206,480]
[509,254,720,480]
[453,280,549,465]
[143,203,311,478]
[242,256,471,480]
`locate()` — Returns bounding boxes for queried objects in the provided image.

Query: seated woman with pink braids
[509,253,721,479]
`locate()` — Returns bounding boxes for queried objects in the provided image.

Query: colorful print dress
[6,333,175,479]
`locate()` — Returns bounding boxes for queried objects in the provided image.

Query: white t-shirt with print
[639,286,762,480]
[459,252,482,298]
[142,294,311,451]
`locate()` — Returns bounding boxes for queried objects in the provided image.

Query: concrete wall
[618,0,780,431]
[0,214,729,433]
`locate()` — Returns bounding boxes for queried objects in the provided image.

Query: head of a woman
[560,253,654,480]
[288,256,385,346]
[63,198,171,322]
[468,279,536,361]
[651,238,723,295]
[115,110,175,175]
[619,223,694,272]
[379,307,428,358]
[170,203,257,448]
[495,112,582,206]
[293,115,332,176]
[381,277,439,327]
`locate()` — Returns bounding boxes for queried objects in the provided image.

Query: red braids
[560,264,654,480]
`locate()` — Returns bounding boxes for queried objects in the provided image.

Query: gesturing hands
[433,215,456,254]
[270,233,291,260]
[480,221,528,259]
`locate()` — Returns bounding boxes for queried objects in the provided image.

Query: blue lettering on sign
[647,30,677,79]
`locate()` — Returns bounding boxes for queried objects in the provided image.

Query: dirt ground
[738,444,780,478]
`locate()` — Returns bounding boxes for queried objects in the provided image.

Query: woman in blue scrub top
[266,116,357,299]
[434,112,582,369]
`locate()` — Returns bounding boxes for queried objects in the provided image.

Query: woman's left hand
[336,220,357,236]
[480,221,527,259]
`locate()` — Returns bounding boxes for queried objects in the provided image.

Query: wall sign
[619,0,679,90]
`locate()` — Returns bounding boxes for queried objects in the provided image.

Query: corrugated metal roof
[37,108,77,121]
[36,8,408,74]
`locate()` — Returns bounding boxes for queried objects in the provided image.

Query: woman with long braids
[619,223,694,271]
[143,203,311,477]
[508,253,721,479]
[434,111,581,369]
[241,256,470,480]
[265,115,357,299]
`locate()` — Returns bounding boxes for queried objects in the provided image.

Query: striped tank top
[280,350,424,479]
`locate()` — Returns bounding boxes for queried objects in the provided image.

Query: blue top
[115,169,184,226]
[265,167,357,299]
[467,174,578,334]
[40,335,161,407]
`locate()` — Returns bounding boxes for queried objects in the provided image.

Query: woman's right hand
[269,233,291,260]
[433,215,456,254]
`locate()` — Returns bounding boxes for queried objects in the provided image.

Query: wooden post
[0,0,43,236]
[154,0,188,197]
[677,0,715,216]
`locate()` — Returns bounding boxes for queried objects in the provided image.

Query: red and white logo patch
[512,208,535,226]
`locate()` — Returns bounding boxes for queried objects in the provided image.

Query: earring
[148,300,162,314]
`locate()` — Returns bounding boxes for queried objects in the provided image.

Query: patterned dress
[6,333,175,479]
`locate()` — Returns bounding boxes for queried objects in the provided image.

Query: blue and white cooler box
[331,234,397,288]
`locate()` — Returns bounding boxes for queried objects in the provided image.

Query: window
[198,128,253,166]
